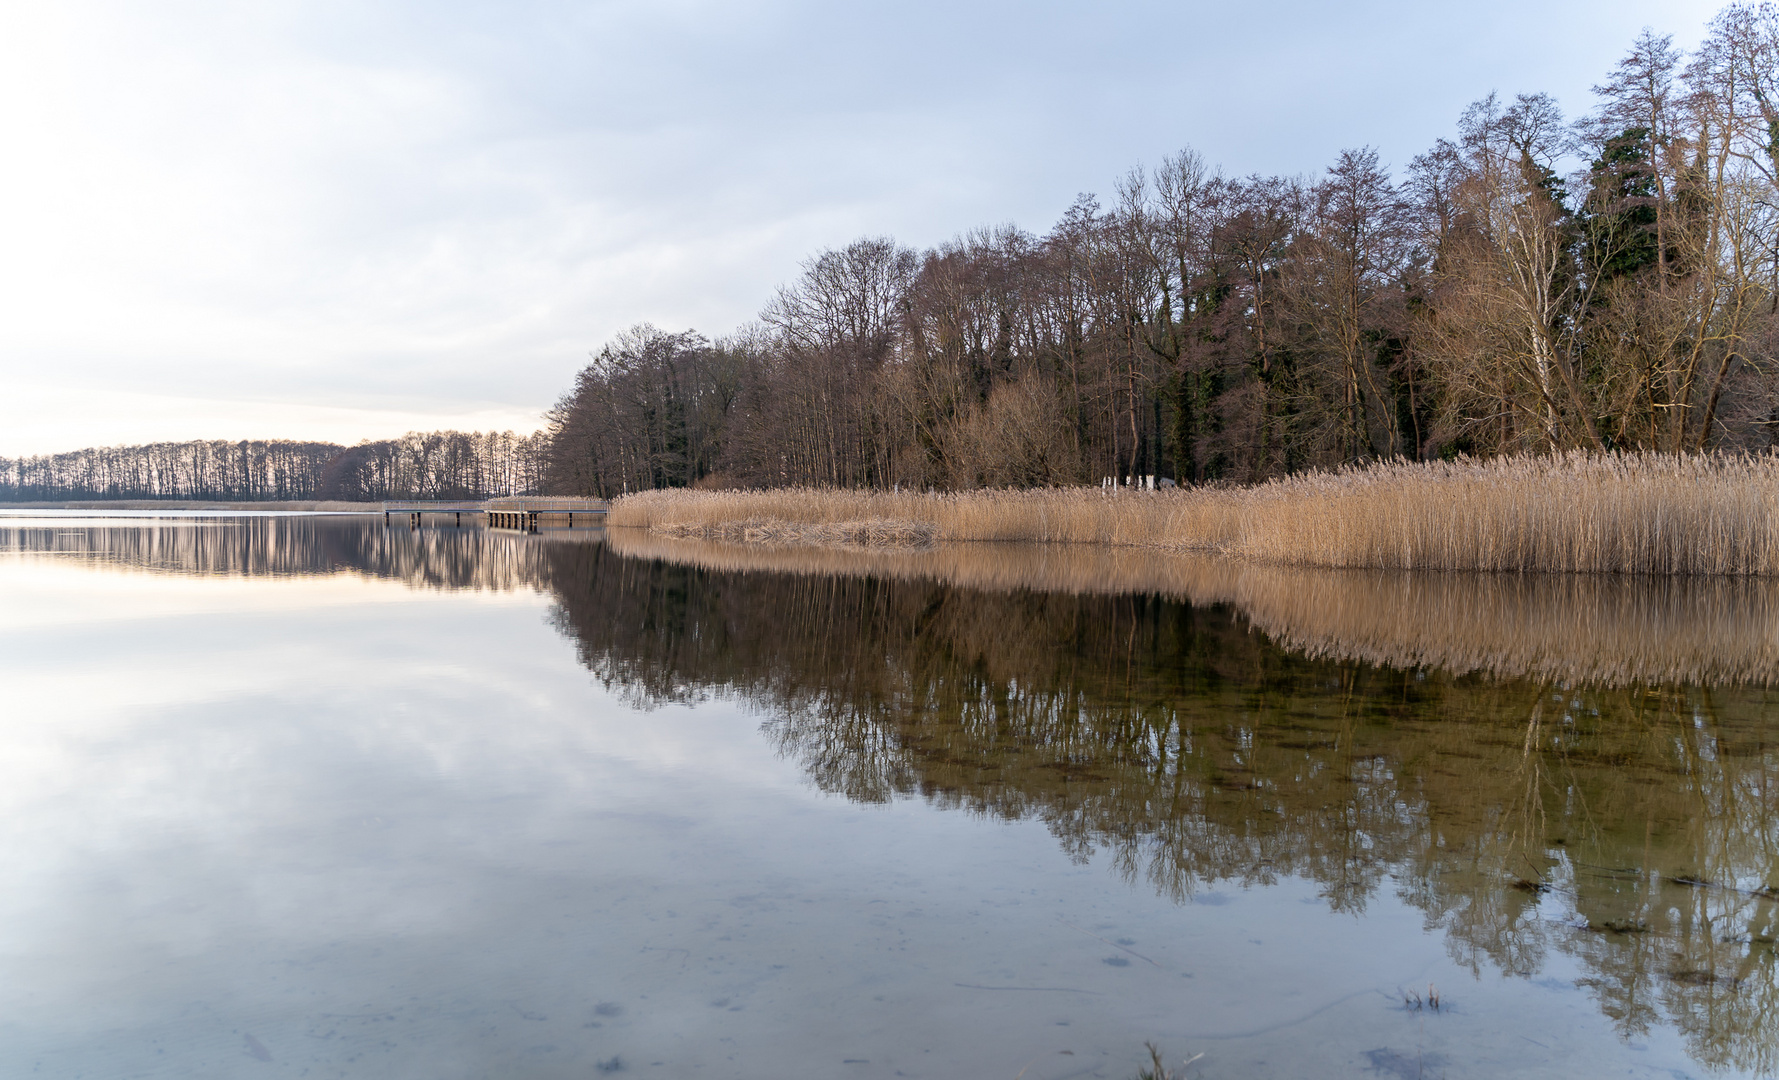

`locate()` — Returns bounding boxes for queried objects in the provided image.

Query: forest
[544,5,1779,496]
[0,429,545,502]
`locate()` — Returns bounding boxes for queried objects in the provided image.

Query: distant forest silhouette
[0,430,544,502]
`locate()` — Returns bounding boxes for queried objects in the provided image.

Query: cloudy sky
[0,0,1723,455]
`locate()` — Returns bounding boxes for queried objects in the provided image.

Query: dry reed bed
[611,452,1779,575]
[606,530,1779,687]
[654,517,937,548]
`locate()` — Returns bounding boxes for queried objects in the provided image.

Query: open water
[2,512,1776,1079]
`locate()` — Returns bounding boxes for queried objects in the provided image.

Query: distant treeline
[545,5,1779,496]
[0,430,544,502]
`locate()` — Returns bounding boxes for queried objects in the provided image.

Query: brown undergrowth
[612,451,1779,575]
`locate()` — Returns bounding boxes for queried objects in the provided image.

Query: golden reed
[610,451,1779,575]
[653,518,938,547]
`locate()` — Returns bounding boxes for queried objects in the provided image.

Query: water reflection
[6,515,1779,1074]
[603,530,1779,688]
[559,536,1779,1076]
[0,514,560,590]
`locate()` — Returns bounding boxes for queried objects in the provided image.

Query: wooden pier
[382,498,609,532]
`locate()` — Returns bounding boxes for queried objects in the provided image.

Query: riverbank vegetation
[0,430,545,502]
[652,517,939,547]
[610,452,1779,575]
[545,5,1779,497]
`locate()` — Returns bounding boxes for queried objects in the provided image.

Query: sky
[0,0,1726,456]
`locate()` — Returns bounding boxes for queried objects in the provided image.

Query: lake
[2,513,1775,1079]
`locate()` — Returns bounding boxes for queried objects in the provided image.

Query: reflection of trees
[545,541,1779,1075]
[0,518,560,592]
[605,530,1779,688]
[15,519,1777,1072]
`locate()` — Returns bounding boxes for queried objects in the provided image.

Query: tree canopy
[545,4,1779,495]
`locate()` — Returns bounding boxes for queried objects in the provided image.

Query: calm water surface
[2,514,1776,1079]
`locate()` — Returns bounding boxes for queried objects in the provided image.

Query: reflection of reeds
[608,529,1234,594]
[606,530,1779,687]
[1228,569,1779,688]
[610,451,1779,575]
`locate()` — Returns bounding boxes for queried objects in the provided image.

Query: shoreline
[0,500,383,512]
[608,451,1779,576]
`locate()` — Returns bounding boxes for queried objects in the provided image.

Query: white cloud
[0,378,544,454]
[0,0,1728,454]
